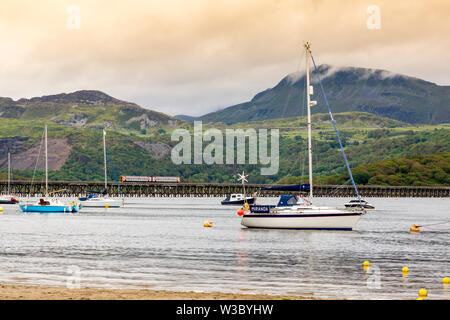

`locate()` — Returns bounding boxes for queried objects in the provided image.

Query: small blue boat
[18,125,82,214]
[20,199,81,213]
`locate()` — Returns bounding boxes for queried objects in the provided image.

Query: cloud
[0,0,449,116]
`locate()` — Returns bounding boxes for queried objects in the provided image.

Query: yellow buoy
[363,261,370,267]
[418,289,427,297]
[410,224,421,232]
[204,220,213,228]
[402,267,409,273]
[105,204,109,208]
[416,297,423,300]
[0,207,3,212]
[443,277,449,284]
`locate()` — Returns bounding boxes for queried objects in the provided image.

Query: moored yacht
[20,198,80,213]
[78,130,123,208]
[244,195,362,230]
[241,42,366,231]
[0,152,20,204]
[79,192,122,208]
[20,125,82,213]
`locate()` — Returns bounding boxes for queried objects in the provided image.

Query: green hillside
[1,111,449,186]
[0,90,181,133]
[324,153,450,186]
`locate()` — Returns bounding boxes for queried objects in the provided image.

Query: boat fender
[244,203,249,211]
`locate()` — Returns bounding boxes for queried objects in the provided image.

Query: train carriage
[119,176,180,183]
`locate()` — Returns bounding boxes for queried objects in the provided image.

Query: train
[119,176,181,183]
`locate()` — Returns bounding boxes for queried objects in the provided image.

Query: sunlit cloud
[0,0,448,116]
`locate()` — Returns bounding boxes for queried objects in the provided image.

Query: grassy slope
[0,112,449,185]
[324,153,450,186]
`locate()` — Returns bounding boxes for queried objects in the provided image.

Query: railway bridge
[1,180,449,198]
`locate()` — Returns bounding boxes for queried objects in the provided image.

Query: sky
[0,0,449,116]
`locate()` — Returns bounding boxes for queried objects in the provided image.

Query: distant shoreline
[0,283,318,300]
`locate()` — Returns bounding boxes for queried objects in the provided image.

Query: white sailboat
[0,152,19,204]
[78,129,122,208]
[241,42,365,230]
[20,125,81,213]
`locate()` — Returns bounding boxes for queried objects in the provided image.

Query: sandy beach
[0,284,317,300]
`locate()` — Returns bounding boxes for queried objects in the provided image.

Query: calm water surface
[0,197,448,300]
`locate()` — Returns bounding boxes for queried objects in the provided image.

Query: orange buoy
[204,220,213,227]
[237,208,245,216]
[410,224,421,232]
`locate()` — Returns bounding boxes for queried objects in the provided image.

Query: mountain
[174,114,198,122]
[0,90,181,132]
[198,65,450,125]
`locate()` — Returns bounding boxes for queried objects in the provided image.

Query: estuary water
[0,197,448,300]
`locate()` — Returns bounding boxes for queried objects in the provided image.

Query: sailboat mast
[45,124,48,196]
[305,42,313,200]
[103,129,107,190]
[7,152,10,194]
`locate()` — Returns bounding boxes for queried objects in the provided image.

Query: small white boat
[79,129,123,208]
[221,193,256,205]
[79,193,122,208]
[344,199,375,210]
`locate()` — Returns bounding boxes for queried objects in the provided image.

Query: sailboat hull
[79,198,122,208]
[0,199,19,204]
[19,205,80,213]
[241,212,362,230]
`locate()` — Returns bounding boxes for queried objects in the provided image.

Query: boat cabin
[225,194,246,201]
[276,195,300,207]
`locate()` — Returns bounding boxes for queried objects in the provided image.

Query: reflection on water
[0,197,448,299]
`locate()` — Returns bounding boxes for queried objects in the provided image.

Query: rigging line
[329,179,352,196]
[310,54,363,205]
[300,61,307,185]
[105,146,122,195]
[281,48,305,119]
[419,226,450,231]
[30,128,45,188]
[418,221,450,227]
[10,156,18,194]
